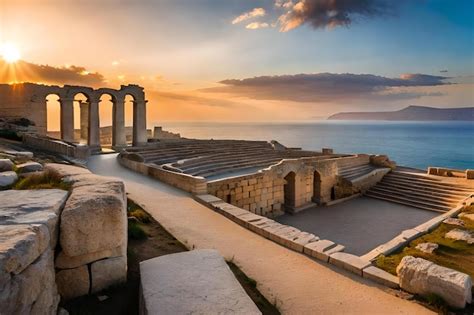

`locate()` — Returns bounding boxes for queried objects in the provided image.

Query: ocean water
[158,121,474,170]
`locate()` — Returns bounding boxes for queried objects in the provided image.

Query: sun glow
[1,43,21,63]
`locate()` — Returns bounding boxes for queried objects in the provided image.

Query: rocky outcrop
[0,171,18,188]
[0,159,14,172]
[415,242,438,254]
[445,229,474,244]
[397,256,472,309]
[16,161,43,174]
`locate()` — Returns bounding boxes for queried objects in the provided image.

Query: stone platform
[139,249,261,315]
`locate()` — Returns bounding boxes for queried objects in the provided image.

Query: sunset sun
[0,43,21,63]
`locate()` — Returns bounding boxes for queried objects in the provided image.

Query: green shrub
[14,169,70,190]
[128,221,147,240]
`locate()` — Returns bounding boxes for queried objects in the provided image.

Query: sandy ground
[88,154,433,315]
[277,197,437,255]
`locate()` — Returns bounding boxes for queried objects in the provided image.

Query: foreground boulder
[397,256,472,309]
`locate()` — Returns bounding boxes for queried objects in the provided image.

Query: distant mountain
[327,105,474,121]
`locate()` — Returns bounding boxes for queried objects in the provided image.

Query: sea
[157,121,474,171]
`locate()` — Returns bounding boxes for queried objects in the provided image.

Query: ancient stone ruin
[0,83,148,152]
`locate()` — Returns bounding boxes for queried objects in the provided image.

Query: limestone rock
[0,189,69,247]
[443,218,465,227]
[445,228,474,244]
[397,256,472,309]
[60,177,126,257]
[55,245,124,269]
[0,248,59,315]
[91,255,127,293]
[44,163,91,177]
[56,266,90,300]
[16,161,43,174]
[459,212,474,221]
[139,250,261,315]
[0,159,14,172]
[0,171,18,187]
[415,242,438,254]
[0,224,50,276]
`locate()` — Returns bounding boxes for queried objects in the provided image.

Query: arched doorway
[313,171,322,204]
[283,171,296,211]
[46,94,61,139]
[124,94,135,145]
[99,94,115,148]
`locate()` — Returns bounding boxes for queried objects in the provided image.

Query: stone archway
[283,171,296,211]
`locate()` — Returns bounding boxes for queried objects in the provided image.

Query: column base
[88,145,102,155]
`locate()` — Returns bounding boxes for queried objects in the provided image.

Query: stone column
[112,99,126,148]
[88,99,101,150]
[132,100,147,146]
[79,101,89,141]
[60,98,75,142]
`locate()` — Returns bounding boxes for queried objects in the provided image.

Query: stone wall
[207,157,347,217]
[118,153,207,194]
[0,163,128,313]
[207,173,285,217]
[23,134,90,159]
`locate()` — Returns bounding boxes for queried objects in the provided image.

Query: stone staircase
[365,170,473,212]
[338,164,380,181]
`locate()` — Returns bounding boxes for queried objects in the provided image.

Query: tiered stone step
[338,163,378,181]
[365,170,473,212]
[124,139,334,179]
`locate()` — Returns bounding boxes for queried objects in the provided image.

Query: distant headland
[328,105,474,121]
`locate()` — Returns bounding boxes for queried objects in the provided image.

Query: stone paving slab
[139,249,261,315]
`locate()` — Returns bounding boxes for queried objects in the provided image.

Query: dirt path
[88,154,433,315]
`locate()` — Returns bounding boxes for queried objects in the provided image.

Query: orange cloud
[232,8,266,24]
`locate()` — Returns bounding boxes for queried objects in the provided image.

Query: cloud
[246,22,270,30]
[0,59,105,86]
[232,8,266,24]
[277,0,393,32]
[149,90,243,108]
[201,72,450,103]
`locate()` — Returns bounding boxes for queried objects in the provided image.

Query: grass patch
[376,222,474,279]
[128,221,147,240]
[127,199,152,223]
[13,169,70,190]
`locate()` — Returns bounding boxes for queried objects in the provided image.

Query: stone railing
[428,166,473,179]
[23,134,90,159]
[118,153,207,194]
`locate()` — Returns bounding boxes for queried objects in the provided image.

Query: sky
[0,0,473,124]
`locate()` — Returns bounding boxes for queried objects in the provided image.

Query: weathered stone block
[397,256,472,309]
[60,177,126,257]
[55,245,124,269]
[329,252,371,276]
[56,265,90,300]
[303,239,337,262]
[288,232,319,252]
[466,169,474,180]
[91,255,127,293]
[0,224,49,276]
[0,248,59,315]
[139,250,260,315]
[0,189,68,247]
[44,163,91,177]
[362,266,399,288]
